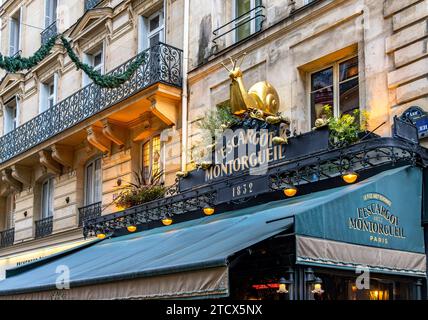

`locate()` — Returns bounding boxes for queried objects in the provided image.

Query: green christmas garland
[0,35,147,88]
[0,35,57,73]
[60,36,146,88]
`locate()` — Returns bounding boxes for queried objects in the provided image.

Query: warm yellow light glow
[127,225,137,233]
[312,283,324,294]
[342,172,358,184]
[277,283,289,294]
[162,218,173,226]
[203,207,215,216]
[96,233,106,240]
[283,187,298,197]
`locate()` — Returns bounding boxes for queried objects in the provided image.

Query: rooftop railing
[0,43,182,164]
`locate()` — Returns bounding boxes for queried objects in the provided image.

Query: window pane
[149,33,160,47]
[48,178,54,217]
[236,0,251,15]
[94,158,102,203]
[339,77,359,115]
[85,163,93,204]
[311,87,334,126]
[311,68,333,91]
[142,141,151,183]
[149,15,160,31]
[42,181,49,218]
[94,52,102,67]
[340,57,359,82]
[152,136,161,177]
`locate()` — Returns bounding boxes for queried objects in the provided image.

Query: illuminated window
[142,135,162,183]
[310,56,360,126]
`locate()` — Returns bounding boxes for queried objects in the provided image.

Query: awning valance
[0,166,425,299]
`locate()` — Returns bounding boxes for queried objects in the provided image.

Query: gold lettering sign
[348,193,405,245]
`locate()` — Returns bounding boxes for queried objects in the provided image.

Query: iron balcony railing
[35,216,53,239]
[41,21,58,45]
[79,202,102,227]
[0,43,182,164]
[85,0,102,12]
[0,228,14,248]
[212,5,265,45]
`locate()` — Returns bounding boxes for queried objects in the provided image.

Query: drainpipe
[181,0,190,172]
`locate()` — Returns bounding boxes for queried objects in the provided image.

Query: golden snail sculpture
[222,55,281,120]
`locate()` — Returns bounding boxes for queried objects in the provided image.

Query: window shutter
[139,16,149,51]
[9,19,16,55]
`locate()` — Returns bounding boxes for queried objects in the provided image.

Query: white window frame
[233,0,262,43]
[44,0,58,28]
[307,55,360,129]
[8,8,22,56]
[138,9,165,52]
[41,177,54,219]
[39,73,58,113]
[5,193,15,229]
[84,157,102,206]
[82,46,104,86]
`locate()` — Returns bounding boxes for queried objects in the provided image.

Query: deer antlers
[221,52,247,72]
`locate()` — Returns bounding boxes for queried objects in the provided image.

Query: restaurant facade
[1,0,428,300]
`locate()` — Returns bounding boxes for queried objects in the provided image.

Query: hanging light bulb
[162,217,173,226]
[127,225,137,233]
[277,277,289,294]
[203,206,215,216]
[342,171,358,184]
[283,185,298,197]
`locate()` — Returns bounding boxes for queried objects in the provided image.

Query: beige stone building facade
[0,0,427,285]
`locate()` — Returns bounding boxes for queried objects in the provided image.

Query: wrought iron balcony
[35,216,53,239]
[79,202,102,227]
[0,228,14,248]
[85,0,102,12]
[41,21,58,45]
[0,43,182,164]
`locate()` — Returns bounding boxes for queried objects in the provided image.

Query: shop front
[0,164,425,300]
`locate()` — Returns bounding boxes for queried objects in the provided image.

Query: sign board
[400,106,428,139]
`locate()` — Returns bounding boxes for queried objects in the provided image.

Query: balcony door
[234,0,262,43]
[41,178,54,219]
[139,9,164,51]
[9,9,21,55]
[85,157,102,206]
[44,0,58,28]
[3,97,18,134]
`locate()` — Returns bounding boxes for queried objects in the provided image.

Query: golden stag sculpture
[222,54,281,120]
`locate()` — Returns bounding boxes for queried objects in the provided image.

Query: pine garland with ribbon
[0,35,148,88]
[60,36,146,89]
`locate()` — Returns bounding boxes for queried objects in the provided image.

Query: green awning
[0,166,425,299]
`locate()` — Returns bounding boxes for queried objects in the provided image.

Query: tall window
[142,135,161,183]
[41,178,54,219]
[44,0,58,27]
[310,56,360,126]
[83,47,104,86]
[85,157,102,205]
[5,194,15,229]
[139,9,164,51]
[9,9,21,55]
[3,97,18,134]
[40,74,58,112]
[234,0,262,43]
